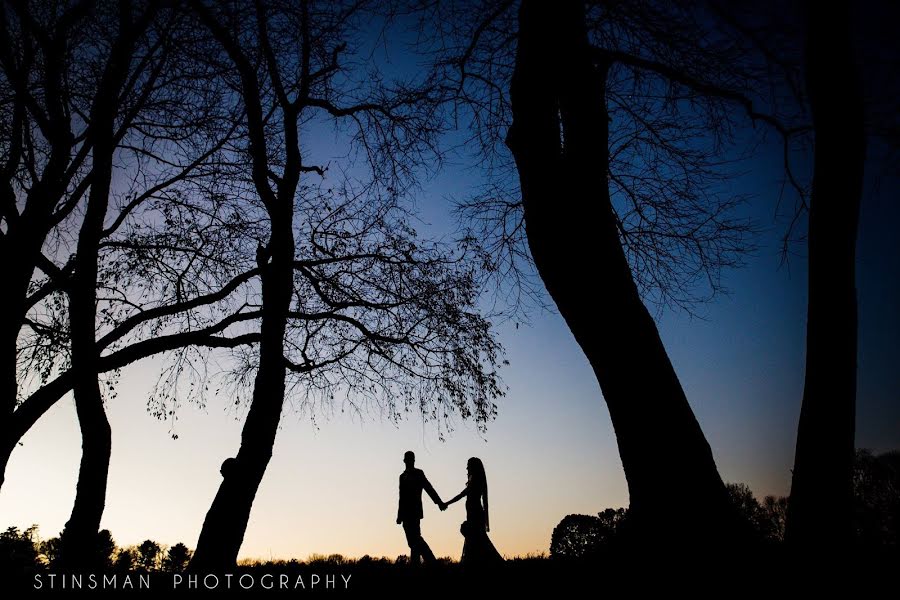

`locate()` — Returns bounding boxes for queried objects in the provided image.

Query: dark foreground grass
[7,549,900,595]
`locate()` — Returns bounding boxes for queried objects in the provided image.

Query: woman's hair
[468,458,490,526]
[467,457,487,495]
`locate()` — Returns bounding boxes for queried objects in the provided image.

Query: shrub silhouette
[96,530,117,569]
[137,540,162,571]
[854,449,900,546]
[39,536,62,567]
[114,547,138,572]
[725,482,783,542]
[0,526,41,572]
[163,543,192,573]
[550,509,628,558]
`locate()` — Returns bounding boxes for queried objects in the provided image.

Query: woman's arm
[484,491,490,532]
[445,486,468,506]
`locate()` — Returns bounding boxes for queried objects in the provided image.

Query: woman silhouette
[442,457,504,567]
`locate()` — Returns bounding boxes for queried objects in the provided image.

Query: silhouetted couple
[396,451,503,568]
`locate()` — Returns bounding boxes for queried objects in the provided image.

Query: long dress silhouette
[444,457,504,568]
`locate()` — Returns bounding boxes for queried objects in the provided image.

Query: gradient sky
[1,16,898,562]
[2,138,897,561]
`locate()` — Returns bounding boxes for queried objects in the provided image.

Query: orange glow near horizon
[1,318,636,561]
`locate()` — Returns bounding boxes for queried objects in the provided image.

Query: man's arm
[421,471,443,506]
[397,475,403,524]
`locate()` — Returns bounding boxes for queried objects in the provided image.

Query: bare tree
[501,0,749,544]
[433,0,899,548]
[0,0,94,487]
[61,0,163,565]
[187,0,504,569]
[1,0,263,565]
[420,0,774,316]
[413,0,810,544]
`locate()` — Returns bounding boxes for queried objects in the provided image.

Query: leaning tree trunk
[0,258,32,490]
[0,88,76,494]
[506,0,744,545]
[786,0,865,549]
[185,3,302,569]
[0,256,34,429]
[0,237,63,492]
[0,219,68,493]
[189,203,295,570]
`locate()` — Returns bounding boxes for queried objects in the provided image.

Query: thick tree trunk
[59,189,114,568]
[0,22,87,494]
[507,0,742,545]
[0,313,22,490]
[0,249,62,494]
[186,7,302,566]
[0,432,14,491]
[58,130,115,571]
[59,376,111,569]
[189,213,294,570]
[0,264,26,490]
[0,25,75,427]
[0,374,74,491]
[58,14,148,564]
[0,270,26,419]
[0,187,71,493]
[786,0,864,549]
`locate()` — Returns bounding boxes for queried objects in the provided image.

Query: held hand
[396,517,402,525]
[439,502,447,511]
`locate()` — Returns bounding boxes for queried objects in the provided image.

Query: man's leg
[409,520,436,564]
[417,532,437,564]
[403,520,436,565]
[403,521,421,565]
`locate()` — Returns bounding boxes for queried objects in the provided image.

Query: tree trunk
[0,235,67,493]
[0,228,64,493]
[186,6,303,567]
[0,152,74,494]
[189,210,294,570]
[0,271,26,419]
[0,12,92,495]
[786,0,864,550]
[0,373,74,492]
[58,12,149,564]
[0,23,75,430]
[0,309,22,491]
[59,157,114,569]
[506,0,743,545]
[0,432,14,491]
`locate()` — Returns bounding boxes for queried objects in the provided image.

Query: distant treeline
[550,449,900,558]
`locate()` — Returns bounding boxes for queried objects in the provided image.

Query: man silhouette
[397,450,444,565]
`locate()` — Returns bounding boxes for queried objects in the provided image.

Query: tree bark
[0,433,14,491]
[0,257,30,489]
[506,0,743,545]
[786,0,865,550]
[0,212,70,493]
[189,194,295,570]
[187,6,300,564]
[59,122,115,568]
[59,8,151,565]
[0,25,77,490]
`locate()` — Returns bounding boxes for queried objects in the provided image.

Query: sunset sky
[1,5,899,561]
[2,133,897,561]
